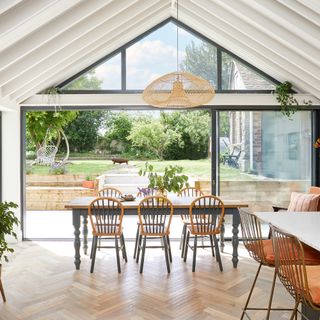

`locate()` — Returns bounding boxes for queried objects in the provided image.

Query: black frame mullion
[312,110,320,186]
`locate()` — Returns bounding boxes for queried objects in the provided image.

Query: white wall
[2,104,21,241]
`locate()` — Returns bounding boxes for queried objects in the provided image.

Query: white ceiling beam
[214,0,320,67]
[190,0,320,81]
[184,1,320,92]
[0,0,56,39]
[4,0,169,99]
[243,0,320,48]
[21,93,320,107]
[0,0,112,73]
[297,0,320,15]
[0,0,82,51]
[0,0,23,15]
[178,7,320,98]
[0,0,138,85]
[278,0,320,27]
[14,8,170,102]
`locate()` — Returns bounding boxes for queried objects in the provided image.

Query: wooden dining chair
[136,196,174,273]
[178,187,204,257]
[183,195,224,272]
[98,187,123,198]
[88,197,127,274]
[133,188,157,260]
[270,224,320,319]
[239,208,320,320]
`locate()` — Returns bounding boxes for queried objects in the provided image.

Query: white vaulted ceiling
[0,0,319,108]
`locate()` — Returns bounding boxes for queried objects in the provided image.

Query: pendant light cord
[176,0,179,74]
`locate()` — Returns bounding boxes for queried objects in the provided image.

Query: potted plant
[0,201,19,302]
[82,175,95,189]
[139,162,189,196]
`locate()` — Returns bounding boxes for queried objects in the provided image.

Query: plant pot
[82,181,94,189]
[0,264,6,302]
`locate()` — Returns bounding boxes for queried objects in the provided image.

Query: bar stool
[271,224,320,319]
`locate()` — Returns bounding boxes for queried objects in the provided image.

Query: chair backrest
[239,208,270,265]
[98,187,122,198]
[178,187,204,197]
[270,224,313,307]
[36,145,58,165]
[138,196,173,235]
[88,197,124,235]
[189,195,225,235]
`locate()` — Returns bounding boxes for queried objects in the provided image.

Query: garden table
[65,196,248,270]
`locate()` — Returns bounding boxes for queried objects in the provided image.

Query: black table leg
[82,215,88,255]
[232,209,240,268]
[72,209,81,270]
[220,218,225,253]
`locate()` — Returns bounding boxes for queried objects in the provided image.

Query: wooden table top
[256,211,320,251]
[65,196,248,210]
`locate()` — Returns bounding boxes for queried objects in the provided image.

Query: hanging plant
[43,86,62,112]
[275,81,312,119]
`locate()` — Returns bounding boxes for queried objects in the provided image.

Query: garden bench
[111,158,129,165]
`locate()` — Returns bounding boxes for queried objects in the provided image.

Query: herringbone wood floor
[0,240,294,320]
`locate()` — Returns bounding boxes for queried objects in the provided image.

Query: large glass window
[219,111,311,211]
[221,52,276,90]
[62,53,121,90]
[126,21,217,90]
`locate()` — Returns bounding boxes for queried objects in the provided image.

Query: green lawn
[27,159,256,181]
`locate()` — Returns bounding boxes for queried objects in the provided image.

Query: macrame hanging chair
[35,127,69,167]
[35,128,58,166]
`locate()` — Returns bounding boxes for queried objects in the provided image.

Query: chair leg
[209,235,215,257]
[180,223,186,253]
[184,231,190,262]
[192,235,198,272]
[136,235,143,263]
[0,279,6,302]
[240,263,262,320]
[166,235,172,263]
[115,235,121,274]
[213,235,223,271]
[139,236,147,274]
[163,236,171,273]
[290,300,300,320]
[90,236,98,273]
[133,224,140,259]
[90,237,94,259]
[120,233,128,263]
[266,268,277,320]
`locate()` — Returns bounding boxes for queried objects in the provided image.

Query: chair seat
[248,239,320,266]
[306,266,320,305]
[139,225,170,236]
[187,224,219,235]
[93,225,122,236]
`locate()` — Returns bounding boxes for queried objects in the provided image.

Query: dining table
[256,211,320,320]
[65,196,248,270]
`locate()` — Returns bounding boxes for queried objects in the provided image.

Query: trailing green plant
[139,162,189,194]
[276,81,312,118]
[0,202,19,263]
[49,165,67,175]
[43,86,62,112]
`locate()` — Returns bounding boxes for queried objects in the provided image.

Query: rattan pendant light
[142,0,215,109]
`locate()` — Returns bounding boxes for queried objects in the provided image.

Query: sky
[92,22,203,90]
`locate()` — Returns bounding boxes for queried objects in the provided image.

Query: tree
[26,111,78,161]
[104,112,133,153]
[128,118,181,160]
[62,70,103,90]
[161,111,210,160]
[181,41,217,86]
[64,111,106,152]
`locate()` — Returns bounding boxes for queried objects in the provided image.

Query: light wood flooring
[0,240,295,320]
